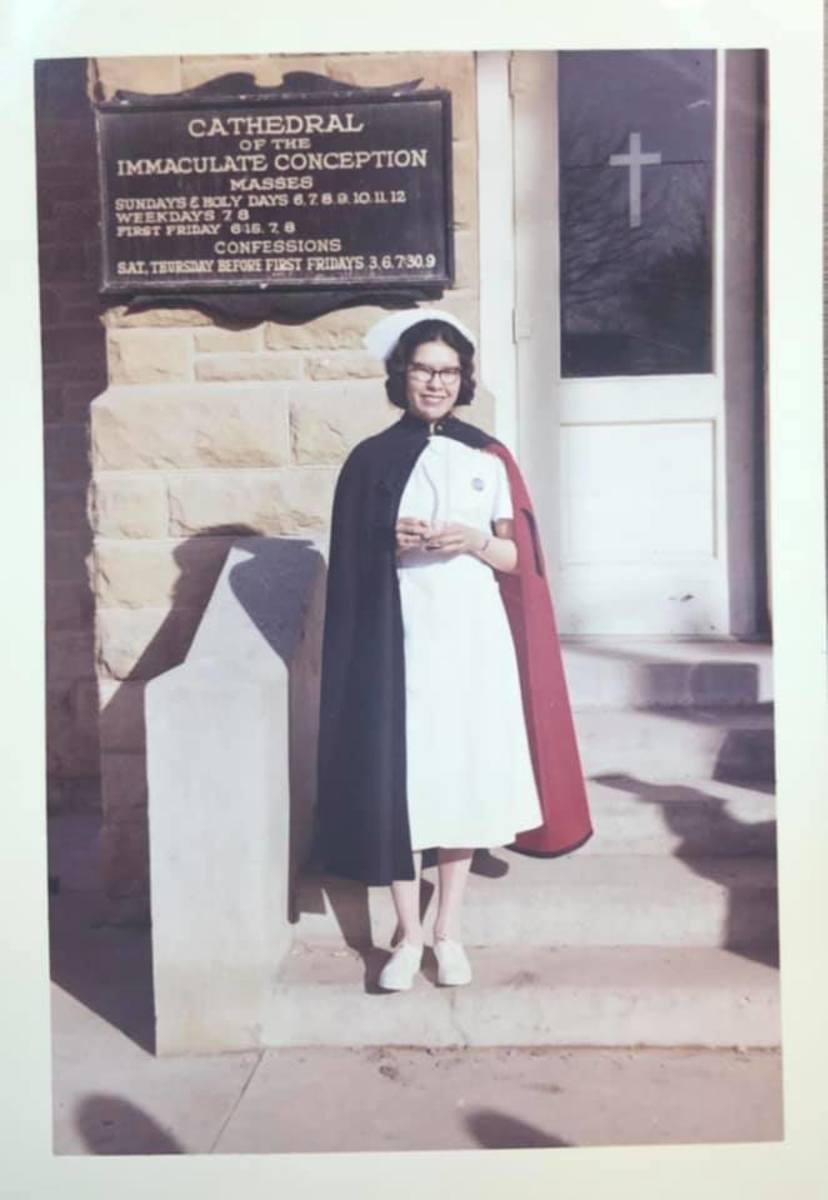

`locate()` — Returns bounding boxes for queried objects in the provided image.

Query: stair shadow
[594,773,779,967]
[297,874,379,990]
[297,849,505,992]
[643,660,762,707]
[712,720,776,785]
[470,849,511,878]
[563,639,771,708]
[297,870,439,993]
[648,703,776,787]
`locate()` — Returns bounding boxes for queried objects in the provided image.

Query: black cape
[315,411,589,885]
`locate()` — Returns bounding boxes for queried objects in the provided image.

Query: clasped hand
[396,517,487,556]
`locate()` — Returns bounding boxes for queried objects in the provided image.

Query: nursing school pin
[472,477,485,491]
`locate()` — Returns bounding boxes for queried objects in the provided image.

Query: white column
[476,51,517,452]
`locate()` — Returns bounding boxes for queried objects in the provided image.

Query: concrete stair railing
[145,535,325,1054]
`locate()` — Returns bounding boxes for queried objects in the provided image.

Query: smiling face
[404,339,463,423]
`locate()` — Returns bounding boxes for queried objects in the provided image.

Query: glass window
[558,50,716,377]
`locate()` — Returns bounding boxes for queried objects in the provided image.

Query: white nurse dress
[396,432,543,851]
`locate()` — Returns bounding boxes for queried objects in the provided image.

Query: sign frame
[94,72,455,324]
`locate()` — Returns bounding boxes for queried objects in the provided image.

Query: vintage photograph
[39,47,782,1154]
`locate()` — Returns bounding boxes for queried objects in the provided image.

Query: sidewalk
[53,996,783,1154]
[48,815,783,1155]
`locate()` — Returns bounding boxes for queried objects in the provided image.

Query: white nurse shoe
[378,941,424,991]
[434,937,472,986]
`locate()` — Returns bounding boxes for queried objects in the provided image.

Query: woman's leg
[390,851,424,945]
[379,853,425,990]
[434,848,474,941]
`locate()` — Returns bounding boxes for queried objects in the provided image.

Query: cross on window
[608,132,663,228]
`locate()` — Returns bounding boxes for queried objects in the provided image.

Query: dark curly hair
[384,318,476,409]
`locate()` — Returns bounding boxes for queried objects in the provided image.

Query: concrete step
[295,854,778,950]
[562,638,773,710]
[264,944,781,1048]
[573,705,775,783]
[580,777,775,856]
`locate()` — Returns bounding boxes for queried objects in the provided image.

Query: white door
[499,49,765,637]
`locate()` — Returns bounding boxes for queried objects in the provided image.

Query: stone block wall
[85,50,487,921]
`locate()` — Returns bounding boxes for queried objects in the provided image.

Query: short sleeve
[490,455,513,522]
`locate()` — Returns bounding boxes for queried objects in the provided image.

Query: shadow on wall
[37,57,108,821]
[52,527,260,1054]
[227,534,327,897]
[50,527,326,1052]
[99,525,326,915]
[98,526,257,926]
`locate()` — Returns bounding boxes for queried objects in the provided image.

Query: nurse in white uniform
[365,311,542,991]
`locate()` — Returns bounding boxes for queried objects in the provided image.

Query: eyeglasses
[406,362,462,386]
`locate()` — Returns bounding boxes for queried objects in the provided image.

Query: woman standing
[316,310,592,991]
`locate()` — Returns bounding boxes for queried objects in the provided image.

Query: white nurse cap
[363,308,476,363]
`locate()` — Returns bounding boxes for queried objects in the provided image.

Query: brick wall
[37,59,107,813]
[73,51,483,921]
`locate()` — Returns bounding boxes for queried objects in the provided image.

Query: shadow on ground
[75,1094,184,1155]
[466,1107,573,1149]
[48,813,155,1054]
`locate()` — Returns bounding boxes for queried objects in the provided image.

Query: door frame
[476,48,768,637]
